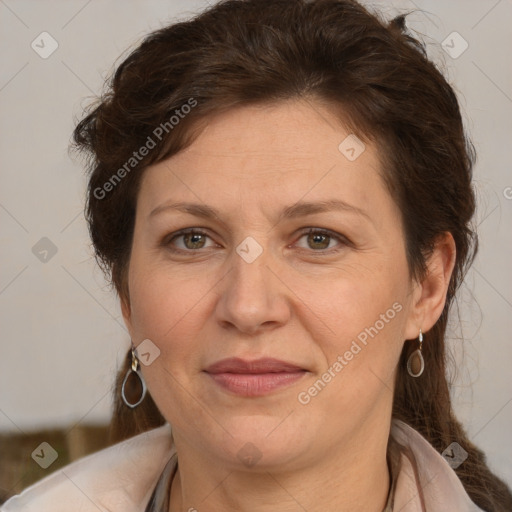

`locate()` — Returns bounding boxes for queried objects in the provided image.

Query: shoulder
[1,423,174,512]
[390,419,484,512]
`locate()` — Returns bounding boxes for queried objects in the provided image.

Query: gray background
[0,0,511,487]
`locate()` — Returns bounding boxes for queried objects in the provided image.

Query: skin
[121,98,456,512]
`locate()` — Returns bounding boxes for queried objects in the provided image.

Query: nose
[214,245,291,335]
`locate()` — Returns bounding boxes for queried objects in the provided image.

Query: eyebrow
[149,199,371,223]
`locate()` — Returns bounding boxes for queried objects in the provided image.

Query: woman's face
[122,99,422,471]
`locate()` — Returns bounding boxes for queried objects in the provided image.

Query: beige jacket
[1,419,484,511]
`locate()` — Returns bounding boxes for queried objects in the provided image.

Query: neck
[168,422,391,512]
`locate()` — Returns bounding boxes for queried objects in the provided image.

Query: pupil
[309,233,328,249]
[186,233,204,248]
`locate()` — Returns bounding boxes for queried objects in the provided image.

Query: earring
[121,346,147,408]
[407,329,425,378]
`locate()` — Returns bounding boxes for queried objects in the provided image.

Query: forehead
[137,100,394,226]
[173,100,376,171]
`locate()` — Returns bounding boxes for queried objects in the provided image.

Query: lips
[205,357,305,374]
[204,357,307,397]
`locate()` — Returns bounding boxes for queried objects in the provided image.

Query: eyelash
[163,228,351,255]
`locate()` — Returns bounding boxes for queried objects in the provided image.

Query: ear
[404,232,456,340]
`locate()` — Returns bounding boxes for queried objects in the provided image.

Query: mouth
[203,357,308,397]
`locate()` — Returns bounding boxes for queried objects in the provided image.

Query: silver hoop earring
[407,329,425,378]
[121,347,147,408]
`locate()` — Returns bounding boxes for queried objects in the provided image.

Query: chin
[211,414,313,471]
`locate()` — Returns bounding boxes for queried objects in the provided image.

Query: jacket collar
[143,419,484,512]
[389,419,484,511]
[1,420,484,511]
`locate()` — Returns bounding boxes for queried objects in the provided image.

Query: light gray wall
[1,0,510,487]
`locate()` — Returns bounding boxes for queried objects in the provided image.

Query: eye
[165,229,217,251]
[294,228,349,253]
[163,227,350,254]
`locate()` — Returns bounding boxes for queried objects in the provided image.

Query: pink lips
[204,357,307,397]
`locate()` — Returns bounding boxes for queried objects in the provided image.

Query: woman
[2,0,511,510]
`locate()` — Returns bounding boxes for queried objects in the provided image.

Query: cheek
[295,258,409,402]
[299,257,408,341]
[128,252,201,336]
[125,262,207,395]
[126,260,210,420]
[296,282,406,429]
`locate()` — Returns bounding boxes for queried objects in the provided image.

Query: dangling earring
[121,346,147,408]
[407,329,425,378]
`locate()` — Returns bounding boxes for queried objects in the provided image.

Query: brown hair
[73,0,512,509]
